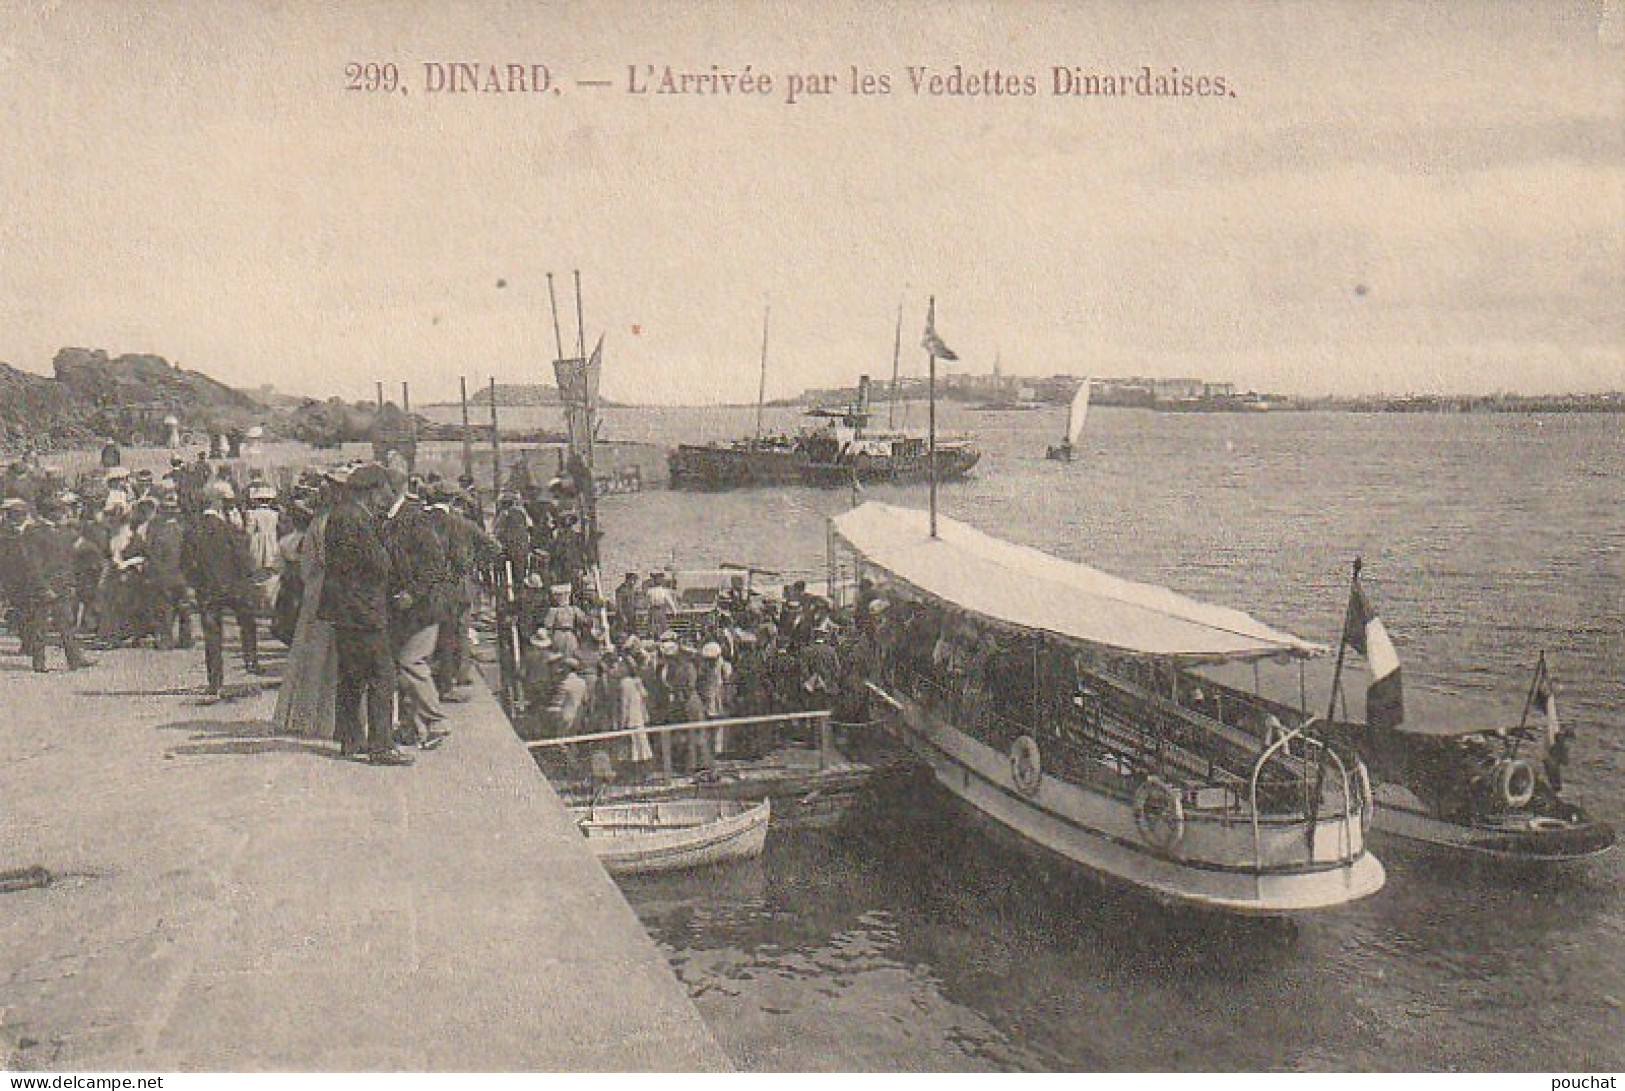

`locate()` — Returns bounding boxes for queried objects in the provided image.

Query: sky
[0,0,1621,404]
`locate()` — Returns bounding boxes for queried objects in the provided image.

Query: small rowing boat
[572,798,771,876]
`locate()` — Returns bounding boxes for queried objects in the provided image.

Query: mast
[927,296,939,539]
[1327,558,1360,724]
[754,303,771,441]
[572,270,600,572]
[888,298,903,429]
[546,273,567,362]
[459,375,473,481]
[488,375,501,495]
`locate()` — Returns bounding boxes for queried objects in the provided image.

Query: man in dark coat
[427,488,493,702]
[318,464,411,765]
[5,498,93,672]
[0,498,37,658]
[145,486,191,650]
[32,495,94,671]
[183,493,260,696]
[378,472,453,748]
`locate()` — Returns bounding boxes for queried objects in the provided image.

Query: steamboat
[668,376,980,489]
[834,502,1385,915]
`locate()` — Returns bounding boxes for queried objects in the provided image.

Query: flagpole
[459,375,473,482]
[927,296,938,540]
[888,297,903,430]
[755,302,771,442]
[488,375,501,496]
[1516,650,1544,735]
[1326,558,1360,723]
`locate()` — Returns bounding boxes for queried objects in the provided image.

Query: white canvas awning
[832,502,1327,663]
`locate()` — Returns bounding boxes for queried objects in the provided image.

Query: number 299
[346,62,402,93]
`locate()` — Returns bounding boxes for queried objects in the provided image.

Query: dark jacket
[317,499,392,630]
[0,523,43,602]
[378,497,454,633]
[144,513,187,592]
[182,512,255,607]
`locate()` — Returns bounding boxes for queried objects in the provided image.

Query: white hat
[701,642,722,659]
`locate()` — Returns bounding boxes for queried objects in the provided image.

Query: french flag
[1343,574,1405,731]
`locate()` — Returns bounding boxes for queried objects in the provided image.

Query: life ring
[1490,758,1536,810]
[1133,776,1185,852]
[1009,735,1042,797]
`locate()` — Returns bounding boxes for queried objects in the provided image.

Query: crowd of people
[516,569,882,777]
[1,445,881,777]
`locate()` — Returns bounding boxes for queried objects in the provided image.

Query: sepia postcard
[0,0,1620,1079]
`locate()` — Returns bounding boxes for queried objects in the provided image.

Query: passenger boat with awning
[831,501,1385,915]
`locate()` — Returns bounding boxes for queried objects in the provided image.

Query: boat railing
[527,709,840,778]
[883,663,1268,806]
[1247,717,1359,869]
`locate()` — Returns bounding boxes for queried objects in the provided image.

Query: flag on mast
[1341,572,1404,731]
[921,297,958,361]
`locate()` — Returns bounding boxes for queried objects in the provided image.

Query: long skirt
[273,569,338,738]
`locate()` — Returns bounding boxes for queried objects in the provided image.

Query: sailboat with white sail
[1046,378,1091,461]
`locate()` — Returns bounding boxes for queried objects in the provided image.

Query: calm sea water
[464,401,1625,1071]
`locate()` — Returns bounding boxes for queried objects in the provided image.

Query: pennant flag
[921,298,959,361]
[553,335,604,462]
[1532,654,1562,749]
[1342,573,1404,731]
[552,335,603,410]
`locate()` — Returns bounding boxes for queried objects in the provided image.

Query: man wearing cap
[377,468,452,750]
[319,463,411,764]
[183,492,260,696]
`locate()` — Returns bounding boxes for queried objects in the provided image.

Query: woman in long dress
[614,656,654,766]
[273,499,338,738]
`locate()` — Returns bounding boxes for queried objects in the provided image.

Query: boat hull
[574,798,771,875]
[878,688,1384,915]
[668,444,805,489]
[1372,784,1616,862]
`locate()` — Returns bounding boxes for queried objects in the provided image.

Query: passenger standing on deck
[378,470,452,751]
[645,573,677,639]
[542,583,590,661]
[547,656,588,737]
[182,493,260,698]
[697,640,733,756]
[614,571,642,638]
[320,464,410,765]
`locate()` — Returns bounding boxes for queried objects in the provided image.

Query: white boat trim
[879,684,1384,914]
[575,798,771,876]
